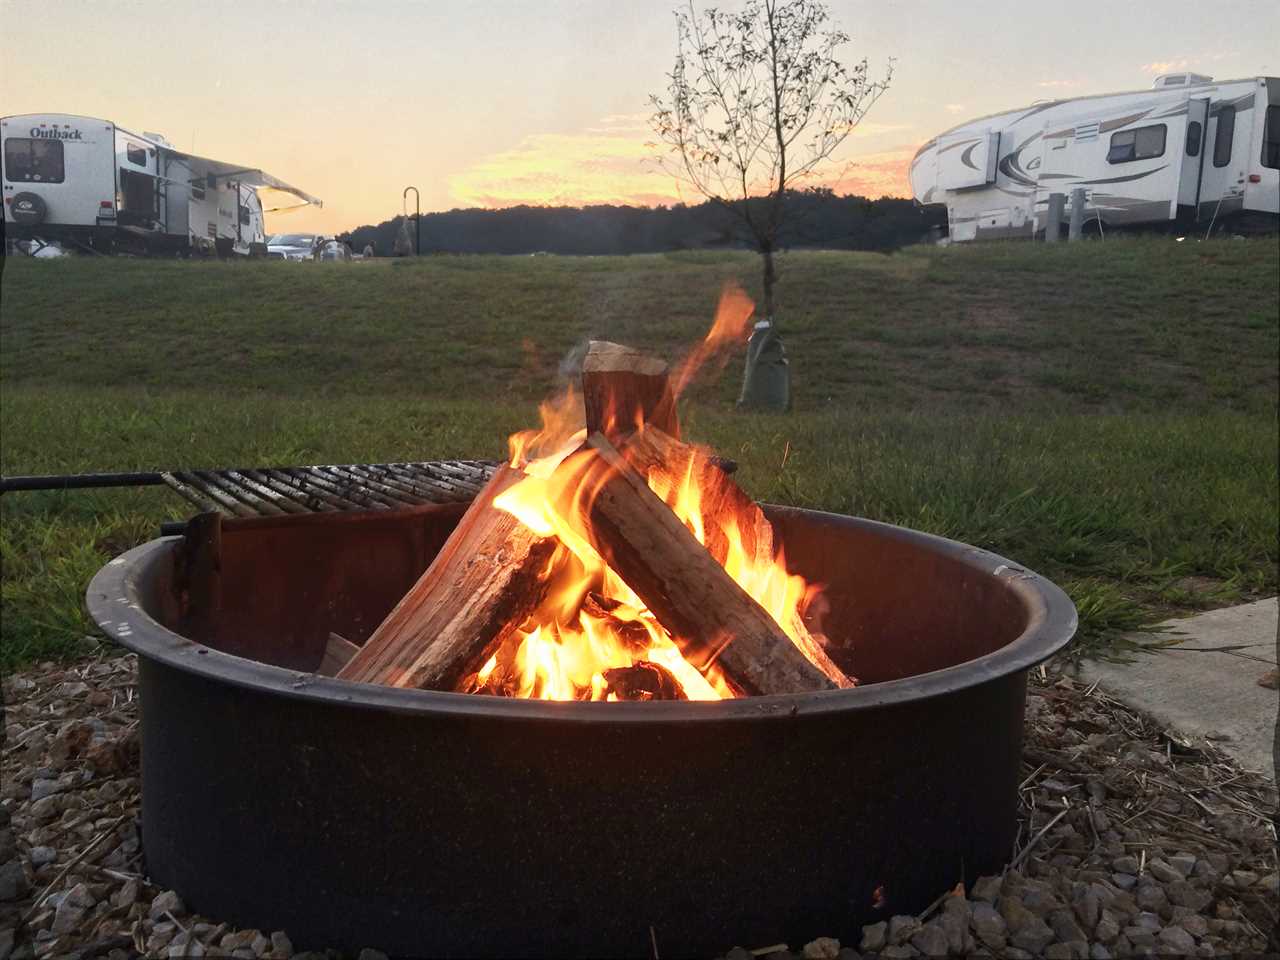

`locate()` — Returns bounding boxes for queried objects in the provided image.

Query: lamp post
[402,186,420,256]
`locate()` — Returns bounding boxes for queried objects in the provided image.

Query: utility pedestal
[1068,187,1086,241]
[1045,193,1065,242]
[737,320,791,412]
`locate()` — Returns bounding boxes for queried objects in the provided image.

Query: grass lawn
[2,238,1276,670]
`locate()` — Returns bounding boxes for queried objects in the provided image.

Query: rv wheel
[9,193,47,226]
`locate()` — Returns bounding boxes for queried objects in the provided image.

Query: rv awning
[181,152,322,209]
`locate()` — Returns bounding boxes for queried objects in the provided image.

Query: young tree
[649,0,892,325]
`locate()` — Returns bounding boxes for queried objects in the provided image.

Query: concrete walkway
[1076,597,1278,779]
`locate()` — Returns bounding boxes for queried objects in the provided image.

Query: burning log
[581,341,680,442]
[550,433,838,695]
[602,662,687,701]
[337,464,556,690]
[618,425,854,689]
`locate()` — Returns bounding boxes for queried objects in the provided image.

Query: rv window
[1263,105,1280,170]
[239,206,252,226]
[1213,106,1235,167]
[126,142,147,166]
[1185,121,1202,157]
[1106,124,1166,164]
[3,137,66,183]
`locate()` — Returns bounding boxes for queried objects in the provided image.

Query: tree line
[341,191,943,257]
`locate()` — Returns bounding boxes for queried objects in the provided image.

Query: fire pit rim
[87,507,1077,722]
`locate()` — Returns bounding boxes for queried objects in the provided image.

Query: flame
[473,284,823,702]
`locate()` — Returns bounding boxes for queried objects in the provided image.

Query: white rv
[910,75,1279,241]
[2,113,321,255]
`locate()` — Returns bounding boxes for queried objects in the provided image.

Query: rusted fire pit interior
[88,501,1076,958]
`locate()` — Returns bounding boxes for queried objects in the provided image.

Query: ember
[338,286,854,699]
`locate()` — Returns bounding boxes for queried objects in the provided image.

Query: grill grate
[161,460,497,517]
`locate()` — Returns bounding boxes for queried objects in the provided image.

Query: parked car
[316,238,351,261]
[266,233,317,260]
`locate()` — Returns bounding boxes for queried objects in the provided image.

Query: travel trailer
[2,113,321,255]
[910,75,1279,241]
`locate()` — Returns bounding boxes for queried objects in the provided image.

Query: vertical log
[581,341,680,442]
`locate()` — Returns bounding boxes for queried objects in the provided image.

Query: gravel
[3,654,1278,959]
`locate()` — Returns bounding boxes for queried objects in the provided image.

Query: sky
[4,0,1277,234]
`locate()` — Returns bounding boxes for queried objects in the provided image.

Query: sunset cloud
[447,115,681,208]
[1037,79,1079,89]
[1142,58,1192,74]
[820,145,916,199]
[944,103,968,115]
[448,115,914,209]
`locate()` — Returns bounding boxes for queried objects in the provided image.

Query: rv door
[161,151,191,240]
[1178,97,1210,214]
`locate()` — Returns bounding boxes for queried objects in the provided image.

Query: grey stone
[1003,948,1034,959]
[222,931,260,951]
[51,897,88,935]
[270,931,293,958]
[859,921,887,952]
[1095,917,1121,943]
[879,947,917,960]
[28,779,66,803]
[0,927,14,960]
[1229,869,1258,888]
[251,933,271,956]
[1111,873,1137,891]
[971,875,1002,903]
[1156,925,1196,955]
[1021,881,1063,916]
[357,952,389,960]
[1073,889,1101,931]
[1044,944,1074,960]
[1134,911,1162,930]
[28,846,56,867]
[887,915,920,946]
[726,948,753,960]
[110,878,141,909]
[149,889,185,921]
[971,902,1007,950]
[1178,913,1208,938]
[1123,927,1156,949]
[1167,854,1196,878]
[938,905,970,954]
[0,859,30,901]
[1191,859,1220,883]
[1089,944,1112,960]
[1146,859,1182,884]
[1049,908,1087,943]
[836,950,860,960]
[28,795,62,821]
[1010,916,1055,954]
[1135,884,1167,913]
[909,923,948,959]
[999,896,1032,931]
[1111,856,1140,874]
[1165,880,1211,911]
[802,939,840,960]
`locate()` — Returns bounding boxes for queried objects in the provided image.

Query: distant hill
[342,192,942,257]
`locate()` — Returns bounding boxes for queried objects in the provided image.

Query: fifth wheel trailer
[2,113,321,255]
[910,75,1279,241]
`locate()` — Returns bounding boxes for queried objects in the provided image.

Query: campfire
[334,286,855,700]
